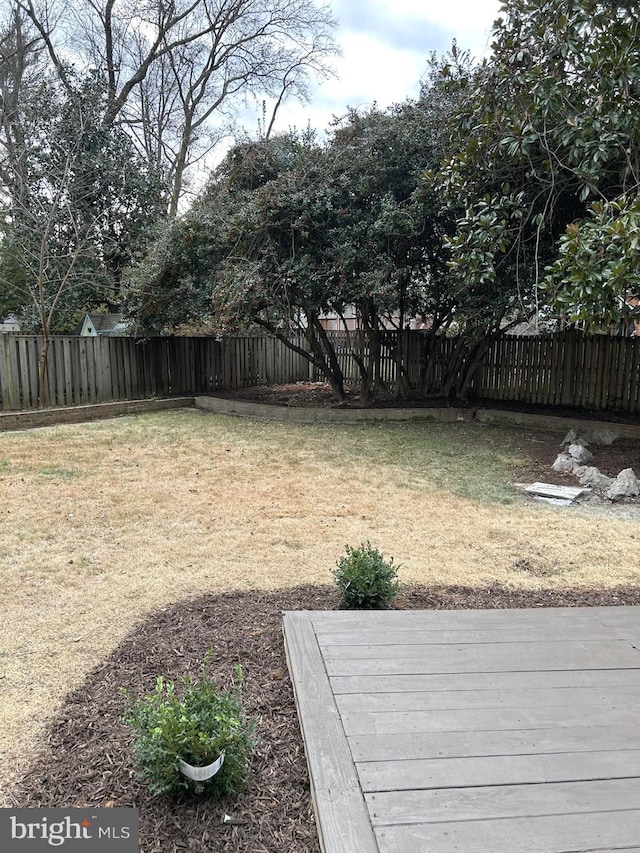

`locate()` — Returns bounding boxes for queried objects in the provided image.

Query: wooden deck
[283,607,640,853]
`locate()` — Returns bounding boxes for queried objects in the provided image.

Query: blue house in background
[77,313,129,337]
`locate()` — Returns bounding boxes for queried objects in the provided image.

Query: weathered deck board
[320,638,637,661]
[324,641,640,676]
[307,606,609,629]
[283,607,640,853]
[332,667,640,694]
[367,777,640,823]
[335,684,640,713]
[315,625,624,645]
[595,607,640,627]
[282,612,378,853]
[341,703,640,736]
[349,724,640,762]
[359,749,640,791]
[376,812,640,853]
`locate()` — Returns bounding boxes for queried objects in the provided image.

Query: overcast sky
[252,0,503,137]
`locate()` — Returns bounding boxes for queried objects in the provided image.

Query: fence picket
[612,337,625,410]
[623,338,634,412]
[0,336,15,409]
[629,340,640,413]
[16,338,29,408]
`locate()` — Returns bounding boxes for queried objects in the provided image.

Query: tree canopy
[0,0,338,352]
[126,93,456,401]
[14,0,338,212]
[441,0,640,331]
[0,67,167,333]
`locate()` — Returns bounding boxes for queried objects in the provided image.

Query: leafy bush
[123,658,258,797]
[333,541,401,609]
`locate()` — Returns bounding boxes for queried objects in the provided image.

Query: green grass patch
[130,410,527,505]
[294,420,526,504]
[16,408,529,504]
[38,466,81,480]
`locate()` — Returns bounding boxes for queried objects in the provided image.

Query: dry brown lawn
[1,407,639,802]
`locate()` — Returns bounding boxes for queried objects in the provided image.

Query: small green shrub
[123,657,258,798]
[333,541,401,609]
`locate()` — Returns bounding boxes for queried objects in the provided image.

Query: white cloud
[266,0,502,134]
[325,32,426,108]
[333,0,501,56]
[400,0,500,32]
[223,0,502,149]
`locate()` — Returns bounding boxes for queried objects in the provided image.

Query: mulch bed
[9,583,640,852]
[212,380,640,425]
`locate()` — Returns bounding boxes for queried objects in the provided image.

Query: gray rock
[561,429,579,446]
[568,443,593,464]
[588,428,620,446]
[552,453,577,474]
[606,468,640,501]
[561,429,589,447]
[576,466,614,490]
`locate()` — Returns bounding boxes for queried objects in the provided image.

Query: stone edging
[0,397,195,431]
[1,394,637,439]
[195,395,640,439]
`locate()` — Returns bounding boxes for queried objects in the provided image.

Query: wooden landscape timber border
[194,395,640,439]
[0,397,194,431]
[1,330,639,416]
[2,393,639,438]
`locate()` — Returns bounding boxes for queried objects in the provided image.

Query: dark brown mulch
[9,583,640,852]
[213,380,640,426]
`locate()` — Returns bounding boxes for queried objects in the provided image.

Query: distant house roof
[79,313,128,336]
[0,314,20,333]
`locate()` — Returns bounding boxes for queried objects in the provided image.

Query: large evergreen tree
[126,96,453,403]
[441,0,640,330]
[0,66,167,404]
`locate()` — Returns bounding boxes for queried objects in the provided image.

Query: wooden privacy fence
[320,329,640,414]
[475,330,640,411]
[0,334,310,411]
[1,329,639,415]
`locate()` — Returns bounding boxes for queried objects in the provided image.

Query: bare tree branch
[16,0,338,210]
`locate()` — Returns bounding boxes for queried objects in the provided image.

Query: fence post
[0,335,15,410]
[561,328,577,407]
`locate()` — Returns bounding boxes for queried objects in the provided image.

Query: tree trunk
[253,313,345,402]
[394,273,409,399]
[308,314,345,401]
[394,326,411,398]
[455,332,500,400]
[440,331,500,401]
[37,331,50,408]
[418,320,448,395]
[441,337,469,399]
[356,298,383,405]
[169,117,192,217]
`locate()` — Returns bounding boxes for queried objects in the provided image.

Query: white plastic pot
[178,752,225,782]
